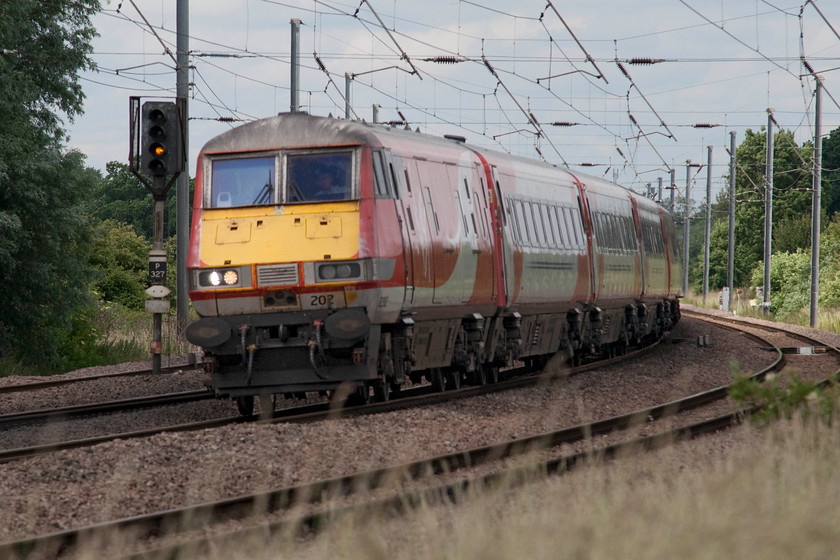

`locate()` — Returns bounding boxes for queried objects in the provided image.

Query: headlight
[198,268,243,288]
[316,261,363,283]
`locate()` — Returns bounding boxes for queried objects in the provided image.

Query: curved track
[9,311,839,558]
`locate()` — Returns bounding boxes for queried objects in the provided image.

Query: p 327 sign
[148,249,167,286]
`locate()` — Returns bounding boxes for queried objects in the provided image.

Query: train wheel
[446,368,461,390]
[235,395,255,417]
[429,367,447,392]
[484,364,499,384]
[373,380,391,402]
[471,366,487,386]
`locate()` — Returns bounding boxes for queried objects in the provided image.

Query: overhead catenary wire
[72,1,840,196]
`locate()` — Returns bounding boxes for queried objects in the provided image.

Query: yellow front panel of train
[199,202,360,268]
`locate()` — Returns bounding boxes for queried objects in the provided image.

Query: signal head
[140,101,183,178]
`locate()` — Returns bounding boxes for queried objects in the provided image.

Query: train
[185,112,682,415]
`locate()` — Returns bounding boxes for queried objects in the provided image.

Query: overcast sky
[67,0,840,198]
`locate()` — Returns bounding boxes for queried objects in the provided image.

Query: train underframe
[194,298,680,414]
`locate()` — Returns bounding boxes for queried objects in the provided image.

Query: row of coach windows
[506,196,586,251]
[591,211,638,253]
[641,221,665,255]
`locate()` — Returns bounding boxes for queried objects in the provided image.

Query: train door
[629,196,647,298]
[420,161,464,305]
[450,163,480,303]
[490,165,515,306]
[403,158,434,306]
[384,151,414,306]
[372,149,407,308]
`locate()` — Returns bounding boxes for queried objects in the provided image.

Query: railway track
[0,359,198,395]
[0,390,213,429]
[8,310,837,558]
[0,338,661,465]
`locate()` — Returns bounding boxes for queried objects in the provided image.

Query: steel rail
[0,390,213,429]
[0,362,197,395]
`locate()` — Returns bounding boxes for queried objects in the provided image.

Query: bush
[729,369,838,426]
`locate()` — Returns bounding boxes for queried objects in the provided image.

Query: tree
[90,220,151,309]
[820,127,840,217]
[0,1,101,367]
[705,127,814,290]
[86,161,193,241]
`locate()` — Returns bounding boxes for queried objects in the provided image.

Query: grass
[104,410,835,560]
[682,285,840,334]
[206,413,839,559]
[0,303,196,379]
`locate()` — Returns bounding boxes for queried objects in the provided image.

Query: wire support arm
[354,0,423,80]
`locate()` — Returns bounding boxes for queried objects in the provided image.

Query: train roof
[201,112,669,214]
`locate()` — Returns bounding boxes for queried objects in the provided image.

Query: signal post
[129,97,186,373]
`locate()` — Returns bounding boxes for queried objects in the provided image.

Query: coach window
[505,198,518,244]
[286,151,354,202]
[626,217,638,251]
[389,156,405,198]
[554,207,567,249]
[454,191,470,233]
[514,200,529,246]
[371,151,394,198]
[574,210,586,249]
[423,187,440,234]
[403,168,413,194]
[610,215,622,251]
[541,204,556,248]
[210,156,276,208]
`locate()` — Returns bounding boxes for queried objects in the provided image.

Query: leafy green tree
[86,162,155,239]
[747,215,840,318]
[86,161,193,241]
[750,250,811,317]
[0,1,100,367]
[706,127,814,290]
[820,127,840,217]
[814,215,840,309]
[90,220,151,309]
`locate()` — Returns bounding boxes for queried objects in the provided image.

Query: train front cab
[186,140,405,405]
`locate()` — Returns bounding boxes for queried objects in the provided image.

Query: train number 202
[303,291,345,310]
[310,294,334,306]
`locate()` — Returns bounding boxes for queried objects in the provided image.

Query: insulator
[616,62,630,79]
[693,123,717,128]
[424,56,462,64]
[551,122,577,127]
[626,58,664,65]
